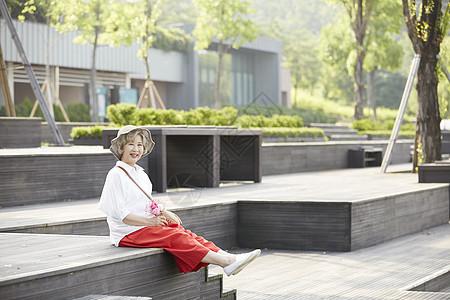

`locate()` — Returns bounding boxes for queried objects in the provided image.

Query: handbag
[117,166,181,224]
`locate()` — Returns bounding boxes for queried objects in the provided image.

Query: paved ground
[211,223,450,299]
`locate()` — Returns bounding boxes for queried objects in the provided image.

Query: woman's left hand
[161,210,182,225]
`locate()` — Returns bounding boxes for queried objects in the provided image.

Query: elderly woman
[99,125,260,276]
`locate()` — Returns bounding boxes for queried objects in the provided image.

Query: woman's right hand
[147,215,169,227]
[123,213,168,227]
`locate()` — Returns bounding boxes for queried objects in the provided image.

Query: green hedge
[105,104,302,128]
[73,104,312,139]
[352,118,415,132]
[236,114,303,128]
[70,125,110,139]
[359,130,415,139]
[261,127,324,138]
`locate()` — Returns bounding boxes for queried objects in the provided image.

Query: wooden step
[0,233,235,300]
[74,296,152,300]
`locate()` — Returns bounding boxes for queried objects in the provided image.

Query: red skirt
[119,223,220,273]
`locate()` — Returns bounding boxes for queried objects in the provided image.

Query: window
[198,50,254,107]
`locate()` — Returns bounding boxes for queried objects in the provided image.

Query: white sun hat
[109,125,155,160]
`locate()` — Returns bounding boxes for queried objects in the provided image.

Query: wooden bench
[348,147,383,168]
[103,126,262,193]
[418,162,450,183]
[0,233,236,300]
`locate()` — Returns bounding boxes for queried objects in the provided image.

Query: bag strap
[117,166,154,202]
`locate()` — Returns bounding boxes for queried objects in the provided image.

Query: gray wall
[41,122,108,144]
[253,52,281,105]
[262,140,413,175]
[1,20,185,82]
[168,47,198,110]
[0,117,42,148]
[351,186,449,250]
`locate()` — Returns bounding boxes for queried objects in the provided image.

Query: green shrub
[183,109,202,125]
[352,119,376,131]
[106,104,239,127]
[12,98,91,122]
[106,103,137,126]
[236,114,303,128]
[261,127,324,138]
[15,97,35,117]
[160,109,185,125]
[214,106,238,126]
[353,118,416,132]
[359,130,415,139]
[135,108,159,125]
[65,103,91,122]
[70,125,108,139]
[272,114,303,127]
[401,122,415,131]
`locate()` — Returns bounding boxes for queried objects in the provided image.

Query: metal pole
[0,0,65,145]
[380,54,421,173]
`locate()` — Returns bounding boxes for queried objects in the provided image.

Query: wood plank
[210,223,450,299]
[0,233,234,300]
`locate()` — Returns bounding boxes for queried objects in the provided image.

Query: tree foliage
[325,0,377,120]
[322,0,404,119]
[284,30,322,105]
[43,0,136,121]
[192,0,258,109]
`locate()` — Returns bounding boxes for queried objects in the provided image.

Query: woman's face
[121,134,144,167]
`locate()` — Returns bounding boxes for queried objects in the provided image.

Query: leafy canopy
[47,0,135,47]
[192,0,258,50]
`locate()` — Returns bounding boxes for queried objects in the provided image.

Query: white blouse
[99,161,154,246]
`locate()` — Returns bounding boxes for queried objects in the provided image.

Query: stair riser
[0,254,234,300]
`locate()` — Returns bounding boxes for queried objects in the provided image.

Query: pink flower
[145,198,165,217]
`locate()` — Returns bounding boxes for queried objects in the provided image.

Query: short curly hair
[115,130,150,160]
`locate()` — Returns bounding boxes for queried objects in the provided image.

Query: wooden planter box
[102,126,262,193]
[0,117,42,148]
[72,134,103,145]
[263,135,325,143]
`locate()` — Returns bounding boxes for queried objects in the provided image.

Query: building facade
[0,19,289,115]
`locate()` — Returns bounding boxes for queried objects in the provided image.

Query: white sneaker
[223,249,261,276]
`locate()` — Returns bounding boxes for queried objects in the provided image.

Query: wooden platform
[210,223,450,299]
[0,233,235,300]
[0,164,448,252]
[418,162,450,183]
[0,164,448,299]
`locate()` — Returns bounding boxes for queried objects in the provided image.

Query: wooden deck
[0,164,449,299]
[210,223,450,299]
[0,233,236,300]
[0,164,448,252]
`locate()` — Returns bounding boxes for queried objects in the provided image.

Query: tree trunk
[368,68,377,119]
[45,19,54,118]
[402,0,444,168]
[89,1,100,122]
[354,51,365,120]
[293,83,298,109]
[351,0,369,120]
[90,29,99,122]
[214,41,224,110]
[416,54,442,163]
